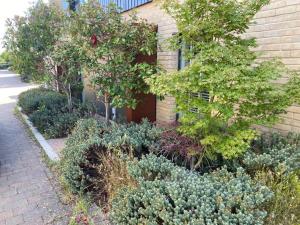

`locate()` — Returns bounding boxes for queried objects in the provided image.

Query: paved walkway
[0,70,70,225]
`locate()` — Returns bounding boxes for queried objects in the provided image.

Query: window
[177,41,209,120]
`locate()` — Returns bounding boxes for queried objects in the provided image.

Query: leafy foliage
[146,0,300,159]
[49,40,83,110]
[111,154,273,225]
[71,0,157,121]
[29,108,82,139]
[151,129,204,170]
[18,88,67,114]
[4,1,64,82]
[101,119,162,157]
[241,133,300,175]
[60,118,161,194]
[60,118,108,194]
[231,133,300,224]
[18,88,91,138]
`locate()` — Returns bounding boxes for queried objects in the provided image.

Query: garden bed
[59,118,300,225]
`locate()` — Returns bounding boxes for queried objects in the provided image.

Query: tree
[71,0,157,122]
[4,0,64,83]
[0,51,11,64]
[4,16,38,81]
[49,40,83,111]
[146,0,300,160]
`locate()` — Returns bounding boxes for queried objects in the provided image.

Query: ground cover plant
[111,154,273,225]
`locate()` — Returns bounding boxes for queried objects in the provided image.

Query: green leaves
[147,0,300,159]
[4,0,65,82]
[71,0,157,111]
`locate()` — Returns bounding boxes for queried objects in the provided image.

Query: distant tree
[49,39,83,111]
[4,0,64,83]
[0,51,11,64]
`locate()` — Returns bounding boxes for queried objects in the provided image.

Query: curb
[17,107,60,161]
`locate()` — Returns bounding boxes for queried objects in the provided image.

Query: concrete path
[0,70,70,225]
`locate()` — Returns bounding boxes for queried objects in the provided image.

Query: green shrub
[61,119,161,194]
[60,118,108,194]
[18,88,93,138]
[29,108,82,139]
[101,119,162,156]
[242,133,300,175]
[18,88,67,114]
[111,154,273,225]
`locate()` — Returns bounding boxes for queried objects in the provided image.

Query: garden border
[17,106,60,161]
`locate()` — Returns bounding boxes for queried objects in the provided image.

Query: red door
[126,50,157,123]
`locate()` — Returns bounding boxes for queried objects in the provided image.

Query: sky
[0,0,48,53]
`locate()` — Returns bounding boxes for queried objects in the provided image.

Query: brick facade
[124,0,300,130]
[55,0,300,131]
[246,0,300,133]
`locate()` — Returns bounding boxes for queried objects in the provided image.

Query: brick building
[53,0,300,132]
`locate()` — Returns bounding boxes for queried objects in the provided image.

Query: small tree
[71,0,157,122]
[49,40,83,111]
[147,0,300,159]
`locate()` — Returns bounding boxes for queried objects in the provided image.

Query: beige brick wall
[246,0,300,133]
[130,0,300,130]
[122,0,178,124]
[81,0,300,130]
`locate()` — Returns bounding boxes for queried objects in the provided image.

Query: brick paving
[0,70,70,225]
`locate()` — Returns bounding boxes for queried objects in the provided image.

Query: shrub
[242,133,300,175]
[61,119,161,194]
[254,170,300,225]
[101,119,162,157]
[60,118,108,194]
[18,88,66,114]
[151,129,204,170]
[29,108,82,139]
[147,0,300,160]
[19,88,93,138]
[111,154,273,225]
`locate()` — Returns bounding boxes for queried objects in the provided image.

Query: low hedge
[18,88,92,138]
[60,118,108,194]
[60,118,161,194]
[18,88,67,114]
[29,109,83,139]
[111,154,273,225]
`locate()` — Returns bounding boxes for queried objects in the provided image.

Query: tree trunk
[104,93,110,124]
[67,83,72,112]
[55,79,60,92]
